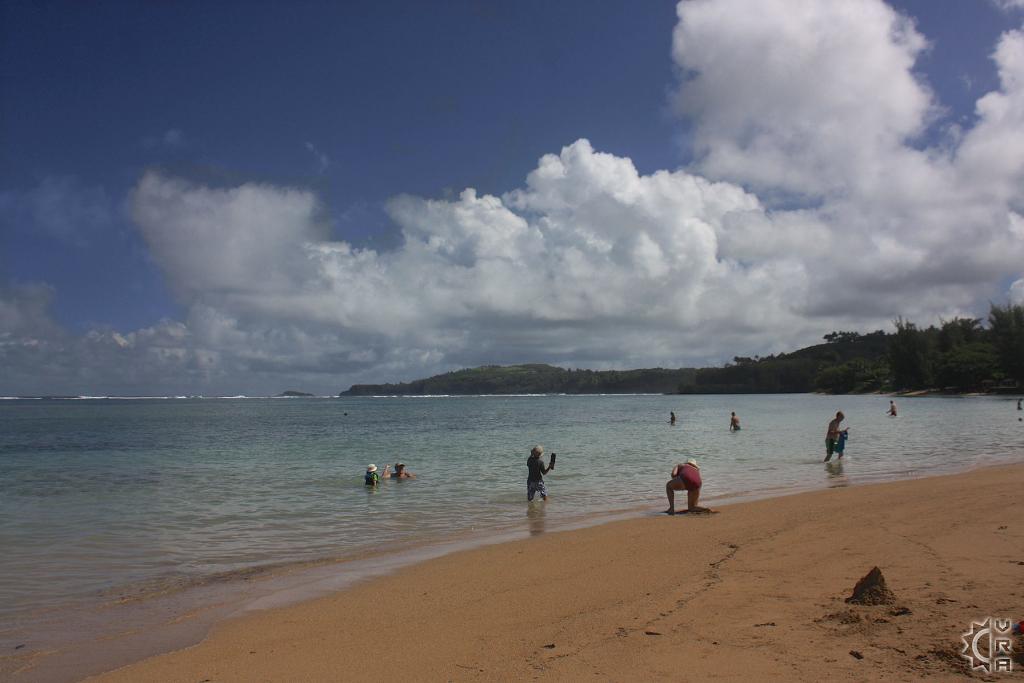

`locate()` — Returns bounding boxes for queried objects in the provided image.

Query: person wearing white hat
[364,463,390,486]
[664,458,711,514]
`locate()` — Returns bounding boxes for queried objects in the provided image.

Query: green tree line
[342,364,697,395]
[683,303,1023,394]
[340,303,1023,396]
[886,302,1023,391]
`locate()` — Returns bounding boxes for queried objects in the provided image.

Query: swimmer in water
[390,462,416,479]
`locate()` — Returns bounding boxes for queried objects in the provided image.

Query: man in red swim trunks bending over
[665,458,712,515]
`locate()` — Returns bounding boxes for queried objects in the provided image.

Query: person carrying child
[824,411,845,462]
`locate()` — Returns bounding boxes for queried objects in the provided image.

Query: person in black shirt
[527,445,553,501]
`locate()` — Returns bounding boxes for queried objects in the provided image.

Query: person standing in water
[670,411,677,426]
[364,463,390,486]
[390,462,416,479]
[729,412,741,431]
[1017,398,1022,410]
[888,400,897,416]
[665,458,711,514]
[824,411,845,462]
[526,445,554,502]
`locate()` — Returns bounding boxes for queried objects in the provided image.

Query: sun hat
[686,458,698,467]
[396,462,405,467]
[367,464,377,472]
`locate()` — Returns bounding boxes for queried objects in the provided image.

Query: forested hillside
[682,303,1023,394]
[341,304,1024,396]
[342,364,696,395]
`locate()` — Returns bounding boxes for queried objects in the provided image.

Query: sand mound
[845,567,896,605]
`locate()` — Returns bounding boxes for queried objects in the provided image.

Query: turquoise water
[2,393,1022,636]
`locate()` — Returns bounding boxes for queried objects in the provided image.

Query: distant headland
[341,364,695,396]
[340,304,1024,396]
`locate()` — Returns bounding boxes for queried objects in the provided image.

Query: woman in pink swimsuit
[664,458,712,514]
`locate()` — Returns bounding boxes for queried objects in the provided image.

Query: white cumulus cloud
[124,146,829,387]
[672,0,934,199]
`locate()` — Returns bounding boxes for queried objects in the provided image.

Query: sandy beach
[69,463,1024,682]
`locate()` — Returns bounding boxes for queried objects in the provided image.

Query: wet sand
[33,464,1024,680]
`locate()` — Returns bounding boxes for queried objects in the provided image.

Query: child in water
[364,463,390,486]
[834,429,849,458]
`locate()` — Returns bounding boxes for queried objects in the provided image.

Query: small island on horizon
[277,390,315,397]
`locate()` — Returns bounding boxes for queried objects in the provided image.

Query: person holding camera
[526,445,554,502]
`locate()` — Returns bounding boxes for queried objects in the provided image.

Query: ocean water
[1,393,1022,654]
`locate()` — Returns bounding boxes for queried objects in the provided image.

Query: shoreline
[4,455,1013,682]
[89,462,1024,682]
[5,461,1019,681]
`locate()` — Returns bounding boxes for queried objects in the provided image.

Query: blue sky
[2,0,1024,394]
[3,0,683,330]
